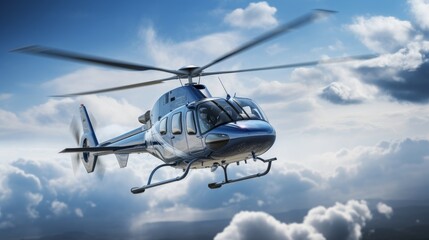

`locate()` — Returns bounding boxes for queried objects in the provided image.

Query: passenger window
[160,117,167,135]
[186,111,197,135]
[172,112,182,135]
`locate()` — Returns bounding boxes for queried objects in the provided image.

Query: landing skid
[131,158,199,194]
[208,153,277,189]
[130,154,276,194]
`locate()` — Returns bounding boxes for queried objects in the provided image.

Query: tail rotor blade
[71,153,80,176]
[96,157,106,180]
[69,115,81,145]
[69,115,82,175]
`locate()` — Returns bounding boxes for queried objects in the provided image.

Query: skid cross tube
[131,158,199,194]
[208,154,277,189]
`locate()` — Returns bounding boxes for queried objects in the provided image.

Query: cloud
[26,192,43,219]
[215,200,372,240]
[0,95,144,144]
[75,208,84,218]
[304,200,372,240]
[376,202,393,219]
[356,53,429,103]
[329,138,429,200]
[0,157,147,238]
[319,82,363,104]
[0,93,12,101]
[408,0,429,31]
[342,13,429,103]
[223,192,248,206]
[224,1,278,29]
[348,16,415,53]
[51,200,68,216]
[128,136,429,224]
[287,57,378,105]
[214,211,324,240]
[140,26,242,69]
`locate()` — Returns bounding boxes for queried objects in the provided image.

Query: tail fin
[79,104,99,173]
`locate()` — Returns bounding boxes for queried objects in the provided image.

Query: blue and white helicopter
[15,10,375,194]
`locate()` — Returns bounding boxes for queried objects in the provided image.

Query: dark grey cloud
[343,1,429,104]
[152,165,322,212]
[0,158,146,239]
[344,4,429,104]
[329,138,429,199]
[357,59,429,103]
[2,137,429,239]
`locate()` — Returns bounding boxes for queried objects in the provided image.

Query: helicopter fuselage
[98,84,276,170]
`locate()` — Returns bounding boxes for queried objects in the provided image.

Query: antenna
[178,77,183,86]
[218,77,231,100]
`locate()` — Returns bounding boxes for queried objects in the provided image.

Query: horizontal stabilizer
[60,146,129,153]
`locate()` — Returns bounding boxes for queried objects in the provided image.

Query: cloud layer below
[215,200,378,240]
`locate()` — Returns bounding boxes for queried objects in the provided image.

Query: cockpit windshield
[231,97,268,121]
[196,98,267,134]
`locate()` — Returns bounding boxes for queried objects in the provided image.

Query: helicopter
[14,10,376,194]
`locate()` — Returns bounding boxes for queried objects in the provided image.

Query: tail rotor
[69,115,82,175]
[68,105,105,177]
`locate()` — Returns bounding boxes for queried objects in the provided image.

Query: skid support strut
[131,158,199,194]
[208,153,277,189]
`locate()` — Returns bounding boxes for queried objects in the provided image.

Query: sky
[1,0,429,239]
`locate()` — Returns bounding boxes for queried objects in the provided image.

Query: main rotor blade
[193,9,336,75]
[51,76,178,97]
[201,54,378,76]
[12,45,185,75]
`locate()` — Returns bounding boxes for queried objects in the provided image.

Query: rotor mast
[179,65,199,84]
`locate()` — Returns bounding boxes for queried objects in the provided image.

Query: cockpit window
[196,98,267,134]
[197,99,242,134]
[231,97,267,121]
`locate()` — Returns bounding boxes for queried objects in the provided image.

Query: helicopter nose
[207,120,276,160]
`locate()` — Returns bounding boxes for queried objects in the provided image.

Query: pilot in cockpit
[199,107,215,133]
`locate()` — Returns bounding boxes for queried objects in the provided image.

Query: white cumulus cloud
[215,200,372,240]
[320,82,363,104]
[348,16,415,53]
[304,200,372,240]
[140,26,242,69]
[51,200,68,216]
[75,208,84,218]
[377,202,393,219]
[224,1,278,29]
[408,0,429,30]
[215,211,324,240]
[26,192,43,219]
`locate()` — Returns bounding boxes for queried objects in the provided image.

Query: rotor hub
[179,65,200,84]
[179,65,199,74]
